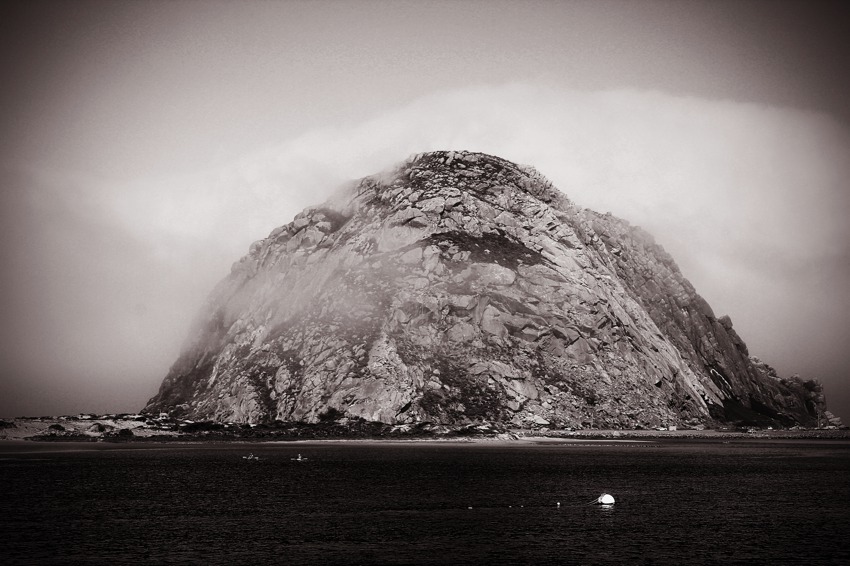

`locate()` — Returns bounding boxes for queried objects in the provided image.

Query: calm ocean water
[1,439,848,565]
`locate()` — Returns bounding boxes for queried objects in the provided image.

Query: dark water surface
[1,439,848,565]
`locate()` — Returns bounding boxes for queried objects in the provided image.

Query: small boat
[242,453,262,461]
[291,453,308,462]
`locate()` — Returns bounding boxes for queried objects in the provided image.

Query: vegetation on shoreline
[1,413,846,443]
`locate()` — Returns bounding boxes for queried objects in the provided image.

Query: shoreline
[3,414,848,446]
[3,436,850,457]
[3,427,849,451]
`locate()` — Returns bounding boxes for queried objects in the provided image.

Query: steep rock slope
[145,151,827,428]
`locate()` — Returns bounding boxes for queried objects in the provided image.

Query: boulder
[145,151,833,428]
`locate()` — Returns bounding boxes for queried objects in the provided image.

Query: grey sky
[1,0,848,419]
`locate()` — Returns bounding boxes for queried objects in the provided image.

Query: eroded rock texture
[145,151,829,428]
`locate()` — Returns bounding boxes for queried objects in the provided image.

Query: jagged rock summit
[145,150,830,429]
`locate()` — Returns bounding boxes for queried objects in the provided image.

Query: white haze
[2,84,849,417]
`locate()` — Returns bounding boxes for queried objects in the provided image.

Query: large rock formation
[145,151,830,428]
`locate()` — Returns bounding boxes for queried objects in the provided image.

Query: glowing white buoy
[596,493,615,505]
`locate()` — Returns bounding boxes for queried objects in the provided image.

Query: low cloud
[3,84,848,416]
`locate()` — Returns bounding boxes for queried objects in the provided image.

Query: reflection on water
[1,440,849,565]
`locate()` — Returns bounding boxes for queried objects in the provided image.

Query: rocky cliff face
[145,151,829,428]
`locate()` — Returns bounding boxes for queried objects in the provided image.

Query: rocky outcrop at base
[145,151,833,428]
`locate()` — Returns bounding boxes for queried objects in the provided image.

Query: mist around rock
[144,151,840,430]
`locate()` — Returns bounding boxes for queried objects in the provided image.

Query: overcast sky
[1,0,848,419]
